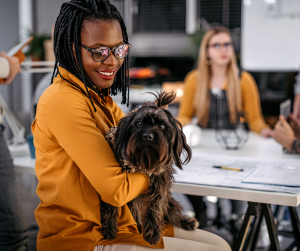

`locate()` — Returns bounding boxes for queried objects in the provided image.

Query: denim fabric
[0,125,28,251]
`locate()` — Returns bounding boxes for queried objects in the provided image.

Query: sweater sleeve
[0,57,10,79]
[241,72,270,134]
[40,91,148,208]
[177,70,197,126]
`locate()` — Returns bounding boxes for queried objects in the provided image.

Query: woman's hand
[0,52,21,85]
[293,94,300,119]
[288,114,300,138]
[273,115,296,150]
[260,128,273,138]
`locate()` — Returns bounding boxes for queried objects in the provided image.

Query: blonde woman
[178,26,272,136]
[178,26,272,232]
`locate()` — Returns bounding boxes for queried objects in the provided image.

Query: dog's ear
[144,91,176,108]
[168,114,192,169]
[114,111,136,162]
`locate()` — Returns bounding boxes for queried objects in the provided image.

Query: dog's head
[114,91,191,175]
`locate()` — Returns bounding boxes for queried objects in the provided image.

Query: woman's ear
[171,117,192,170]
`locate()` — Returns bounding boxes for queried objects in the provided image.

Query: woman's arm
[0,57,10,79]
[40,91,148,208]
[273,115,300,153]
[241,72,272,136]
[177,70,197,126]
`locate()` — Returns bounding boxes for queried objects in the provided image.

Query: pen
[213,166,244,172]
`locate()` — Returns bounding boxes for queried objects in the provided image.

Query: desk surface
[13,130,300,207]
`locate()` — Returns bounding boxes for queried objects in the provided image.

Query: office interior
[0,0,300,250]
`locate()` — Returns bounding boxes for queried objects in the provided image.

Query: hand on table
[293,94,300,120]
[260,128,273,138]
[273,115,296,150]
[0,52,21,85]
[288,114,300,139]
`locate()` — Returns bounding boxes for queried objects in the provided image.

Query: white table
[171,130,300,251]
[13,130,300,250]
[172,130,300,207]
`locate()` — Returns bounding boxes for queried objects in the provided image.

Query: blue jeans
[0,125,28,250]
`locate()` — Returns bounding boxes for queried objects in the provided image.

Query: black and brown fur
[101,92,198,245]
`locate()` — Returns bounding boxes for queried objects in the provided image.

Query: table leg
[261,204,281,251]
[233,202,260,251]
[247,213,263,251]
[288,206,300,249]
[285,241,296,251]
[233,202,282,251]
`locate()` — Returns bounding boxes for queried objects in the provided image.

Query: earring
[206,59,212,66]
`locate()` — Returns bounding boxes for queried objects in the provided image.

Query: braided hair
[52,0,130,111]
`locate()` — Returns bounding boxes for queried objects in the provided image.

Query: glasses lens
[212,43,221,49]
[115,44,130,59]
[93,47,109,62]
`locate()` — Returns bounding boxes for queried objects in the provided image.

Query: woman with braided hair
[32,1,231,250]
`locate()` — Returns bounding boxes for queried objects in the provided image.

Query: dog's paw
[102,227,118,240]
[180,217,199,230]
[143,229,162,245]
[143,220,162,245]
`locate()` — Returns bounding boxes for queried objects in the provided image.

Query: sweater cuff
[0,57,10,79]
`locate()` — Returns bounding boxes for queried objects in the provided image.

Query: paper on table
[174,151,300,194]
[243,163,300,187]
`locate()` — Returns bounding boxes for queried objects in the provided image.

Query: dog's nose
[143,133,154,141]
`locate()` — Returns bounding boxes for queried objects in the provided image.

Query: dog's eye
[136,121,142,126]
[159,124,165,130]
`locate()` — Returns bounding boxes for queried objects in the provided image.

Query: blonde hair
[194,26,242,127]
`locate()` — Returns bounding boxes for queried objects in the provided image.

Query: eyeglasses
[207,42,232,50]
[80,43,132,62]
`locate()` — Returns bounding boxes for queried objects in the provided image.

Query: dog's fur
[101,92,198,245]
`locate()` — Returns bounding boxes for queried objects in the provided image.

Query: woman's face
[207,32,233,67]
[80,19,124,89]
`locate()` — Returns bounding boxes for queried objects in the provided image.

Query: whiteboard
[241,0,300,71]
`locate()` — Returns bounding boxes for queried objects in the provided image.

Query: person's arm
[288,114,300,139]
[241,72,273,137]
[273,115,300,153]
[0,52,21,85]
[40,91,148,208]
[293,73,300,119]
[0,57,10,78]
[177,70,197,126]
[294,94,300,119]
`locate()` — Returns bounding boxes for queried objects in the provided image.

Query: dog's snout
[143,133,154,141]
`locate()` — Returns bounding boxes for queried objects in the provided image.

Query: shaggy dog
[101,92,198,245]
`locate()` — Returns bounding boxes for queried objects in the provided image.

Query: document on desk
[242,162,300,187]
[175,151,300,194]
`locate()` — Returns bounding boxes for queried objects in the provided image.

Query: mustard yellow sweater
[32,67,173,251]
[178,70,269,134]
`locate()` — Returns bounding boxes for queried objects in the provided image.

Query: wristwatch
[292,139,298,152]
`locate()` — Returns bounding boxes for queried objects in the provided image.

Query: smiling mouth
[97,71,114,76]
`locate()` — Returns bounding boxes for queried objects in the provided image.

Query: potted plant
[25,31,51,61]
